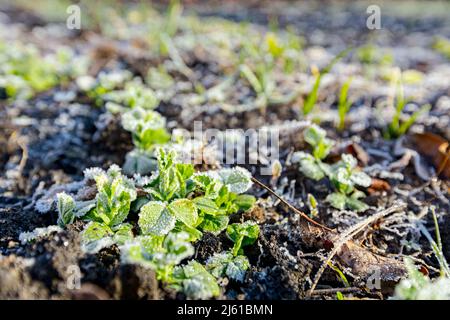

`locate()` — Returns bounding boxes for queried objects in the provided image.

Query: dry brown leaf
[368,178,391,194]
[409,132,450,179]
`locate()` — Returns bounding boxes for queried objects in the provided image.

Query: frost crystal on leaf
[138,201,176,236]
[206,252,250,282]
[174,261,220,299]
[216,167,253,194]
[56,192,75,227]
[19,225,62,244]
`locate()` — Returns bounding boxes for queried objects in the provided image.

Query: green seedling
[206,251,250,282]
[395,207,450,300]
[292,124,333,180]
[356,44,393,66]
[172,260,220,299]
[303,48,351,115]
[226,221,260,256]
[293,125,371,211]
[326,154,371,212]
[120,231,194,282]
[432,37,450,60]
[337,77,353,131]
[59,165,138,253]
[54,148,258,298]
[121,107,171,174]
[385,73,430,139]
[0,41,87,99]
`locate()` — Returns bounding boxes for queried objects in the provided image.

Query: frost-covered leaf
[198,214,229,235]
[81,222,114,254]
[173,261,220,299]
[120,232,194,282]
[160,232,195,265]
[326,192,346,210]
[56,192,75,227]
[74,200,96,218]
[121,107,170,151]
[167,199,198,227]
[345,196,369,212]
[19,225,62,244]
[206,252,250,282]
[299,157,326,180]
[234,194,256,211]
[350,171,372,188]
[92,165,137,227]
[216,167,253,194]
[123,149,157,175]
[330,167,354,194]
[112,223,134,245]
[304,124,327,146]
[193,197,220,215]
[138,201,176,236]
[394,258,450,300]
[341,154,358,170]
[226,221,260,256]
[303,125,334,160]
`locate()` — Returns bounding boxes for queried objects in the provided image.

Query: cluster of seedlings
[54,149,258,299]
[1,0,450,300]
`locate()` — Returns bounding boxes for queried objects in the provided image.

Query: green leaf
[206,252,250,282]
[81,222,114,254]
[350,171,372,188]
[193,197,220,215]
[198,214,229,235]
[168,199,198,227]
[226,221,260,256]
[112,223,134,245]
[326,192,347,210]
[123,149,157,175]
[299,157,325,180]
[217,167,253,194]
[173,261,220,299]
[56,192,75,227]
[345,197,369,212]
[304,124,327,146]
[234,194,256,211]
[138,201,176,236]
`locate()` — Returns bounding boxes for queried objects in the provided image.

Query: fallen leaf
[368,178,391,194]
[409,132,450,179]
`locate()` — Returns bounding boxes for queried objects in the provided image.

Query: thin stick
[251,177,332,231]
[307,202,407,296]
[310,287,361,296]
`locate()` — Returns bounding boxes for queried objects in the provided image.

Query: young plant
[226,221,260,256]
[291,124,334,180]
[53,148,257,298]
[432,37,450,60]
[394,207,450,300]
[326,154,371,212]
[138,149,256,240]
[121,107,171,175]
[206,251,250,282]
[303,48,351,115]
[384,72,431,139]
[120,231,194,282]
[337,77,353,131]
[394,258,450,300]
[104,78,159,113]
[60,165,137,253]
[172,260,220,299]
[0,41,87,100]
